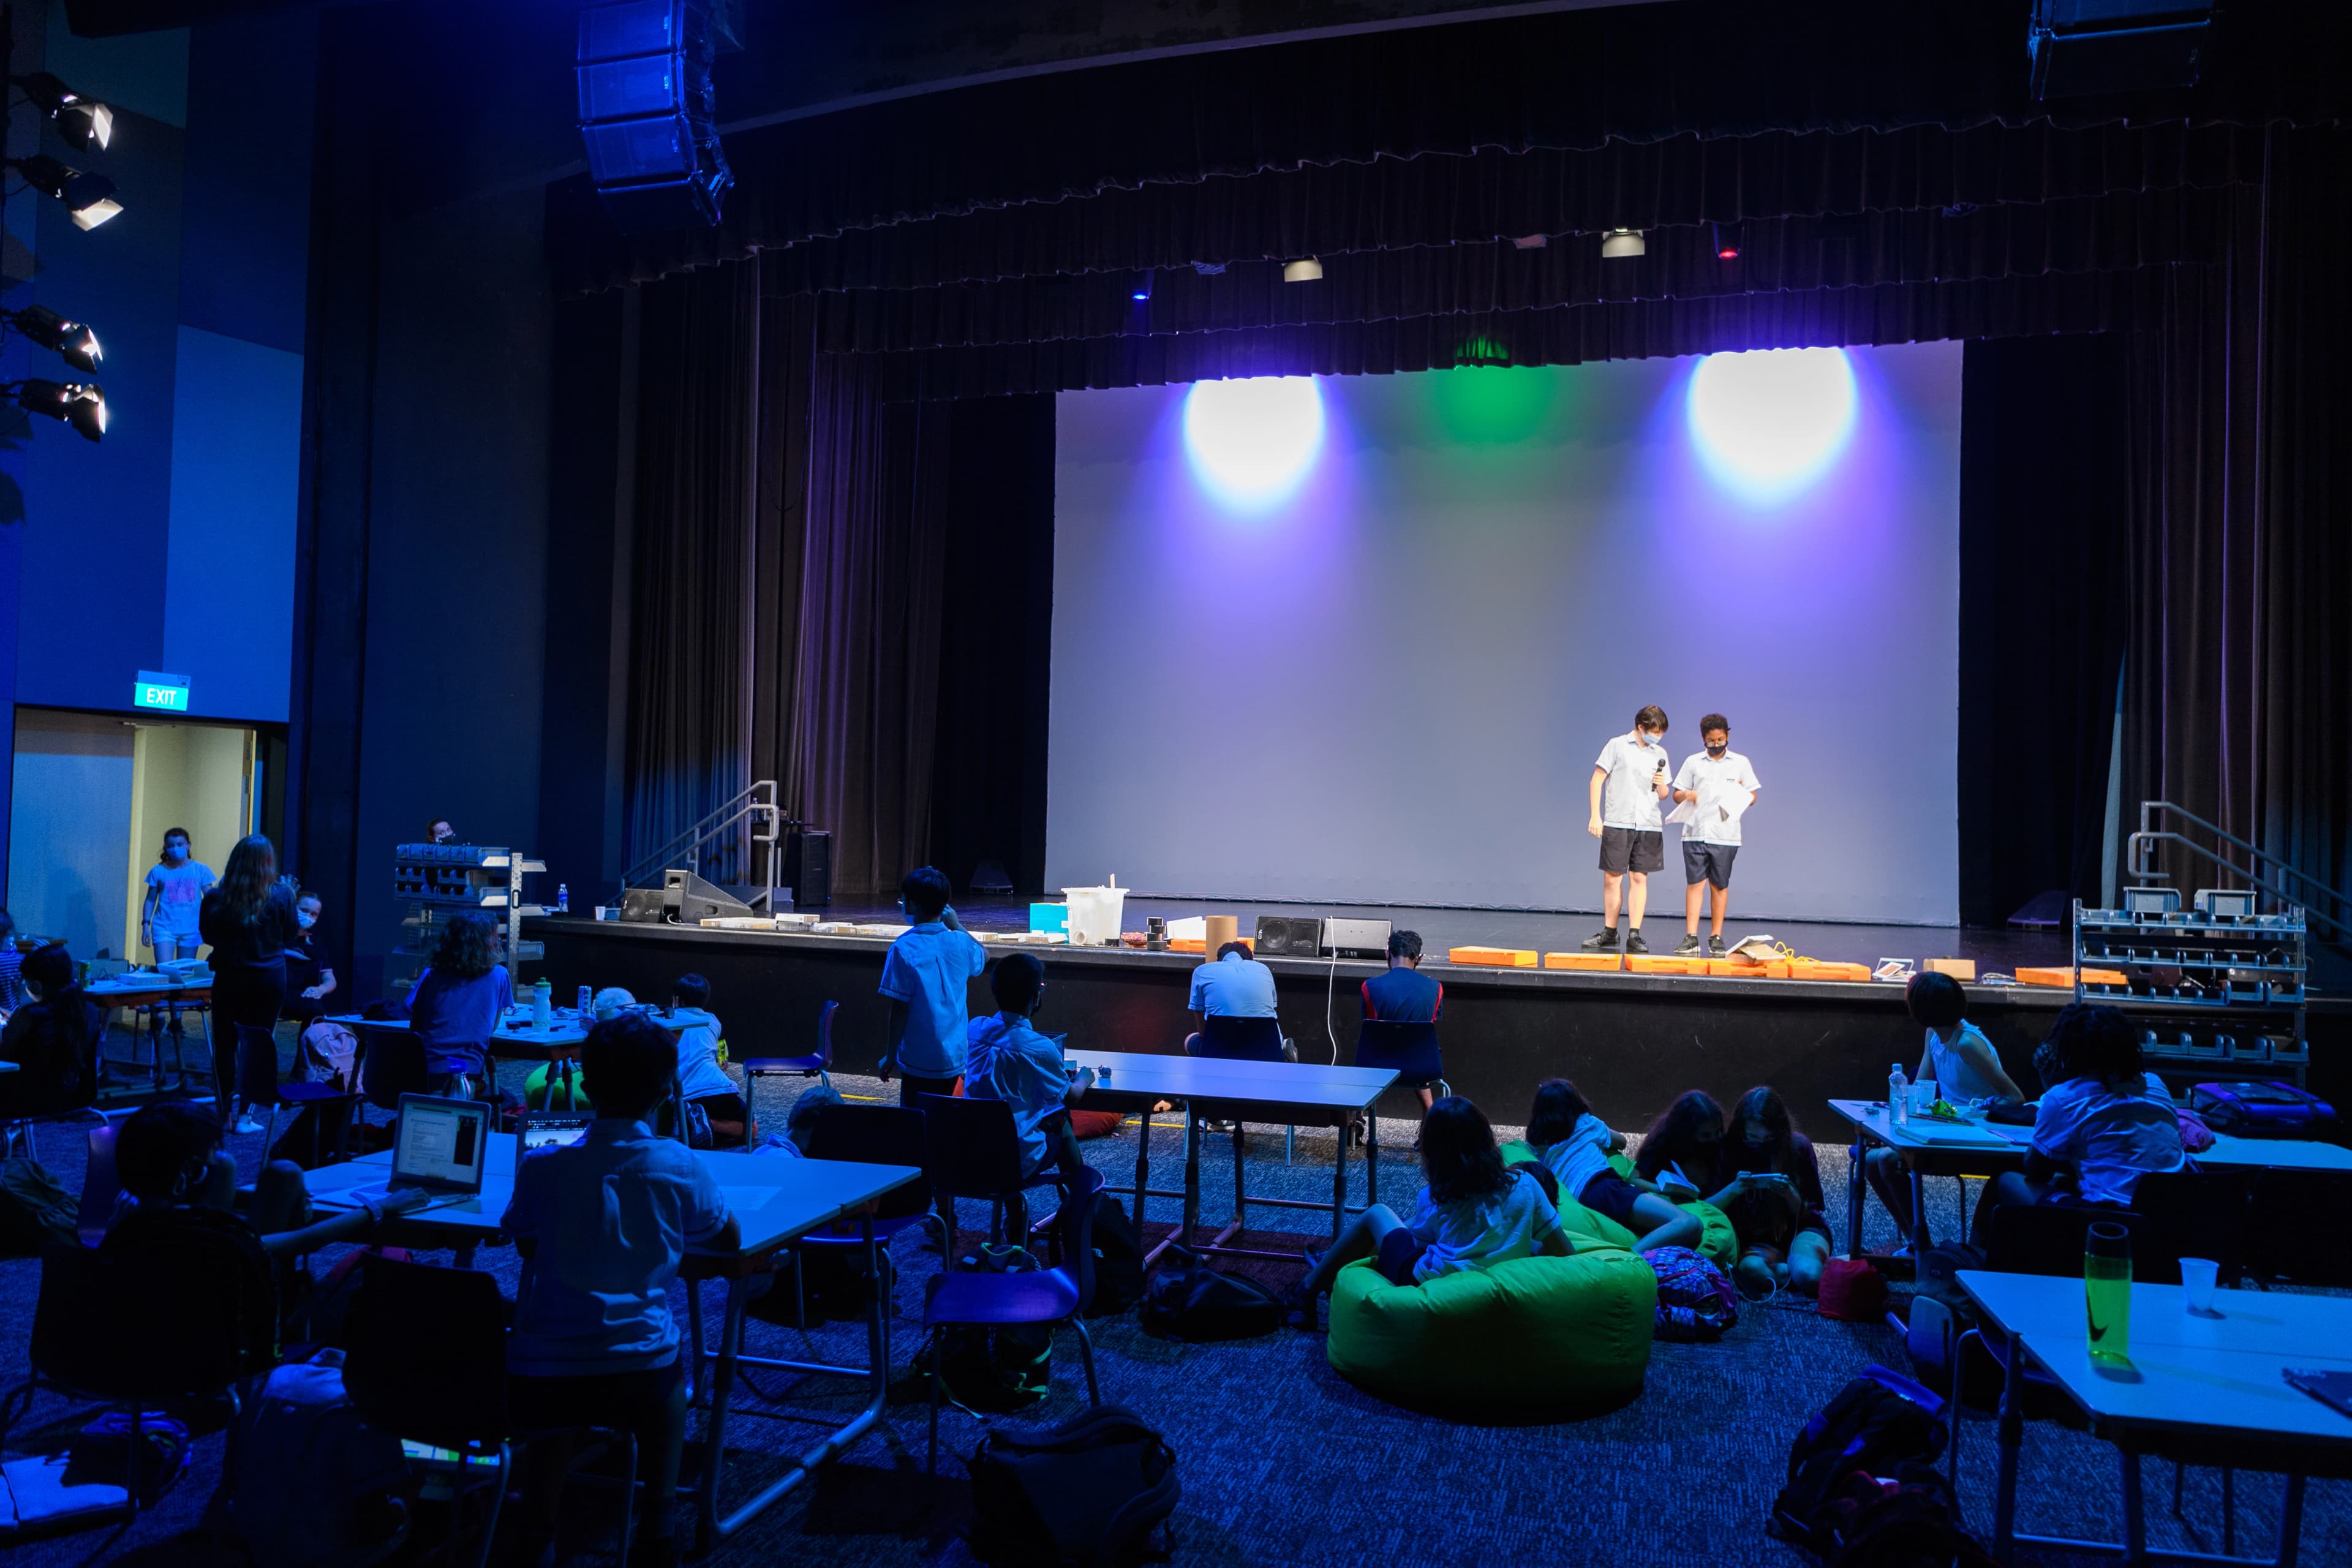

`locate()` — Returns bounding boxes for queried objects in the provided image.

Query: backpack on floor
[924,1244,1054,1411]
[2190,1080,2337,1137]
[295,1020,359,1089]
[966,1403,1178,1568]
[1820,1459,1996,1568]
[1086,1194,1145,1317]
[1770,1364,1949,1554]
[1137,1245,1282,1342]
[1648,1245,1738,1342]
[64,1411,190,1506]
[217,1348,412,1567]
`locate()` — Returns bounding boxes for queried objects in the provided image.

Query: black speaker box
[785,829,832,908]
[1254,915,1323,957]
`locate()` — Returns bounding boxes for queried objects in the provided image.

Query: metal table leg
[1181,1108,1200,1243]
[1846,1129,1869,1257]
[1330,1115,1349,1238]
[1910,1164,1931,1256]
[1131,1104,1152,1227]
[1365,1105,1379,1209]
[2120,1450,2147,1568]
[2277,1472,2305,1568]
[1995,1327,2024,1563]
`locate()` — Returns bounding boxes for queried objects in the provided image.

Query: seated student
[1186,940,1292,1058]
[964,952,1095,1187]
[1285,1096,1573,1327]
[1632,1089,1729,1202]
[1360,929,1442,1110]
[1864,971,2026,1245]
[1524,1079,1700,1254]
[1721,1086,1833,1297]
[669,973,752,1147]
[405,912,512,1093]
[502,1013,738,1568]
[877,867,987,1107]
[0,943,106,1119]
[1972,1003,2185,1245]
[281,889,339,1024]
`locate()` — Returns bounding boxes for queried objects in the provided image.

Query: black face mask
[1706,743,1728,758]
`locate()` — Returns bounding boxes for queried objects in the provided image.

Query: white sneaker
[232,1114,265,1136]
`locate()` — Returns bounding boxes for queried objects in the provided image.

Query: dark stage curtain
[620,261,760,875]
[1956,334,2129,927]
[2119,129,2352,931]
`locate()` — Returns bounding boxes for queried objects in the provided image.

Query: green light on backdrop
[1427,359,1564,445]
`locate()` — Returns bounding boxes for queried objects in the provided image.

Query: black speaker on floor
[785,829,831,908]
[1254,915,1323,957]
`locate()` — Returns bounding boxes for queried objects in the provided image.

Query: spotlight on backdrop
[1600,227,1645,259]
[15,73,112,150]
[9,156,121,229]
[1686,347,1855,499]
[1711,221,1742,260]
[8,305,101,372]
[15,378,107,442]
[1282,257,1323,282]
[1130,271,1154,302]
[1183,376,1324,510]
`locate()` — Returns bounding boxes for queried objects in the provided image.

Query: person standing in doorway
[1581,706,1674,954]
[199,834,303,1134]
[141,827,215,963]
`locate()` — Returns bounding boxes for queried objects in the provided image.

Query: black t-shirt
[283,929,325,991]
[0,991,105,1116]
[102,1202,282,1371]
[198,887,303,971]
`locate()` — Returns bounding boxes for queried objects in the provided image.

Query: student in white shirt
[669,972,751,1147]
[1581,704,1675,955]
[1866,971,2025,1245]
[1670,714,1760,959]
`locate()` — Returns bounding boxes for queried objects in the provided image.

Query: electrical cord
[1324,951,1341,1063]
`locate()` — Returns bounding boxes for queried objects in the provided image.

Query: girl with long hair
[1525,1078,1701,1254]
[198,834,302,1133]
[1286,1096,1572,1328]
[1721,1085,1834,1296]
[407,911,513,1091]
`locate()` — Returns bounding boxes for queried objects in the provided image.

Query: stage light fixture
[1686,346,1855,499]
[1130,271,1153,302]
[7,304,101,372]
[1600,228,1645,259]
[9,155,121,229]
[1192,260,1227,276]
[1509,233,1548,251]
[15,377,107,442]
[1711,222,1742,260]
[14,72,113,150]
[1282,257,1323,282]
[1183,375,1324,510]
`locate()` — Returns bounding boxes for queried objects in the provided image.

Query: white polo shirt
[1594,731,1673,831]
[1673,749,1762,846]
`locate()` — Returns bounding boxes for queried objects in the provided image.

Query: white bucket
[1060,884,1129,947]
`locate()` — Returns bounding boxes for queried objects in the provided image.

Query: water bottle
[2085,1221,2132,1361]
[532,976,552,1031]
[576,984,592,1022]
[557,883,570,913]
[1888,1062,1910,1126]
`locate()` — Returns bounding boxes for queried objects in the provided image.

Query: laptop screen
[519,1117,590,1153]
[395,1099,488,1186]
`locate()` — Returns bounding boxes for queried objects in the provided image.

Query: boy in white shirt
[1581,704,1675,954]
[1670,713,1761,958]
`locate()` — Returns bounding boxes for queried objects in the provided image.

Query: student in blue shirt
[877,867,986,1106]
[965,952,1095,1185]
[503,1012,737,1567]
[1359,929,1442,1109]
[669,972,751,1146]
[404,912,513,1092]
[1284,1096,1573,1329]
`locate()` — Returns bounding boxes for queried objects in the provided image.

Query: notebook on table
[315,1093,491,1211]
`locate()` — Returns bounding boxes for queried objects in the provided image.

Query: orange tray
[1707,958,1792,978]
[1543,951,1624,972]
[1626,954,1702,975]
[1449,946,1539,968]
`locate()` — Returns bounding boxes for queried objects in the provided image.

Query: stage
[526,900,2350,1128]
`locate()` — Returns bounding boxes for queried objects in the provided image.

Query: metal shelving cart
[390,842,549,990]
[2072,891,2309,1088]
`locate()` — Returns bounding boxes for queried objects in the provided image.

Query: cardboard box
[1543,951,1624,972]
[1625,954,1702,974]
[1707,958,1791,978]
[1788,959,1874,983]
[1923,958,1977,980]
[1448,946,1539,968]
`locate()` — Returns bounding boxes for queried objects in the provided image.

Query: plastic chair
[243,1023,360,1166]
[1191,1014,1286,1063]
[925,1166,1104,1473]
[1354,1019,1450,1149]
[352,1025,429,1145]
[918,1093,1067,1250]
[757,1105,945,1369]
[75,1124,122,1248]
[343,1254,635,1568]
[741,1000,837,1129]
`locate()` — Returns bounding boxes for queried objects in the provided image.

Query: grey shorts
[1599,827,1664,875]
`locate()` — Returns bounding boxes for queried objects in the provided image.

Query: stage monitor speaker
[619,886,668,924]
[662,868,755,925]
[576,0,735,232]
[1254,915,1324,957]
[2028,0,2209,100]
[1322,918,1393,960]
[785,829,832,908]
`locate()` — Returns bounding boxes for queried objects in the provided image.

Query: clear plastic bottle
[532,976,552,1031]
[556,883,570,913]
[1888,1062,1910,1126]
[576,984,592,1022]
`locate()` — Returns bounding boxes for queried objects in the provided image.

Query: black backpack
[967,1403,1178,1568]
[1137,1246,1282,1342]
[1770,1365,1951,1554]
[1086,1194,1145,1317]
[1820,1460,1997,1568]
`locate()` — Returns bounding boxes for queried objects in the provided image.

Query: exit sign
[134,671,189,712]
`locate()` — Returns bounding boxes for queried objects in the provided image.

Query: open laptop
[318,1093,492,1210]
[516,1101,592,1161]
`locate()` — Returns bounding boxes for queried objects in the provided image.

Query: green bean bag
[1325,1248,1657,1417]
[524,1063,587,1110]
[1498,1140,1738,1268]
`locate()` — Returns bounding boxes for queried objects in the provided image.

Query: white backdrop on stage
[1046,342,1964,925]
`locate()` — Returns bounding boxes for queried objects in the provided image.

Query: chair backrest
[1354,1019,1442,1081]
[806,1102,932,1218]
[918,1093,1027,1196]
[342,1253,510,1447]
[2127,1168,2252,1285]
[1196,1013,1286,1062]
[77,1123,122,1248]
[235,1023,281,1107]
[2243,1169,2352,1287]
[33,1234,262,1400]
[815,999,838,1067]
[356,1025,429,1111]
[1986,1202,2147,1278]
[1050,1165,1106,1312]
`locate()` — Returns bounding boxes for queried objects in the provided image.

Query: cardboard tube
[1203,914,1238,957]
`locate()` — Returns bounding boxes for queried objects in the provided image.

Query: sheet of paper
[1715,788,1755,825]
[1665,800,1697,825]
[718,1185,775,1213]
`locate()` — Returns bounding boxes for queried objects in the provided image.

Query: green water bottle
[2084,1220,2132,1362]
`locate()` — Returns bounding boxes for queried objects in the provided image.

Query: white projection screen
[1047,342,1964,924]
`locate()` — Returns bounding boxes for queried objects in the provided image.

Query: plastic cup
[1912,1080,1938,1114]
[2180,1257,2220,1315]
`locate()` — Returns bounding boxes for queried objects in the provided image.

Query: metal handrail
[625,781,777,886]
[623,780,793,911]
[2125,799,2350,942]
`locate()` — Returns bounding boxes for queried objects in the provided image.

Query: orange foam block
[1449,946,1539,968]
[1168,937,1252,955]
[1708,958,1791,978]
[2016,965,2127,988]
[1625,954,1702,974]
[1789,960,1874,982]
[1543,951,1624,972]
